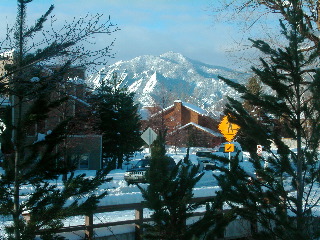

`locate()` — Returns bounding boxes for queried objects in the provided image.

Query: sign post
[218,116,241,170]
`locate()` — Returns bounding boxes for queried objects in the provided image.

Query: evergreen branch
[24,5,54,38]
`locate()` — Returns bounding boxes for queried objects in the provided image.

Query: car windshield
[219,147,224,152]
[134,160,150,168]
[196,152,211,157]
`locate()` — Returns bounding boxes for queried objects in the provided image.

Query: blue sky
[0,0,268,70]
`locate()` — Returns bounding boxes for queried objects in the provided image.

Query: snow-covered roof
[150,104,172,117]
[0,49,14,59]
[151,100,208,118]
[175,122,222,137]
[182,101,207,115]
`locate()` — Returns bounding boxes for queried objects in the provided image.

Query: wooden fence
[26,196,252,240]
[45,196,215,240]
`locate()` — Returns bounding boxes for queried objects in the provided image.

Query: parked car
[196,151,215,170]
[197,143,244,171]
[124,159,150,184]
[124,157,176,184]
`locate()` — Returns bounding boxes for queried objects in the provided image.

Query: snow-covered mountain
[89,52,247,116]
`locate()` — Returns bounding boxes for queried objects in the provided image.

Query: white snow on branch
[34,130,52,143]
[68,95,91,107]
[0,120,6,135]
[67,77,85,85]
[30,77,40,82]
[309,29,320,39]
[282,0,291,7]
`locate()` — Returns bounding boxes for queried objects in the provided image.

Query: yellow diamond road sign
[218,116,240,142]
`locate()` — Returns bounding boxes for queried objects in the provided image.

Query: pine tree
[91,73,143,169]
[138,131,207,240]
[0,1,117,239]
[217,1,320,239]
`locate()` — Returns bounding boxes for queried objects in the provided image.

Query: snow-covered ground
[59,147,227,239]
[62,147,226,208]
[0,147,226,239]
[2,146,316,240]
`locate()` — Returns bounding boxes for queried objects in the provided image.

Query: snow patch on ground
[2,147,319,239]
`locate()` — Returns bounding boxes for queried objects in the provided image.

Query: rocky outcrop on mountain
[89,52,247,117]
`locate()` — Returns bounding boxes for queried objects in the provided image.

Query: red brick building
[142,100,223,148]
[10,66,102,170]
[35,67,102,170]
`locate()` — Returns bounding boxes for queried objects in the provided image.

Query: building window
[70,153,89,169]
[76,154,89,169]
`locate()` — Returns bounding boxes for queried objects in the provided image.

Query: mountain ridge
[89,52,247,116]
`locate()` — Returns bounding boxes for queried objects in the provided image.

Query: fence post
[135,206,143,240]
[250,212,258,237]
[85,213,94,240]
[215,203,224,239]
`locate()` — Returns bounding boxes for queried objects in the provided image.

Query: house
[142,100,223,148]
[0,54,102,170]
[26,66,103,170]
